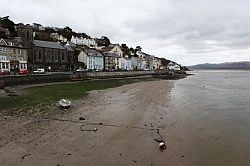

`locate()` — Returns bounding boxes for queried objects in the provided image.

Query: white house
[71,36,97,48]
[78,49,104,71]
[137,51,154,70]
[121,57,132,70]
[50,33,68,42]
[131,57,139,70]
[167,61,181,71]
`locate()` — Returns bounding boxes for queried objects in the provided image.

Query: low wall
[0,75,70,87]
[0,70,171,87]
[86,71,155,78]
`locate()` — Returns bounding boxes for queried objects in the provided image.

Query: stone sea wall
[0,70,173,87]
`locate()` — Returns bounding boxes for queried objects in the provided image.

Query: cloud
[1,0,250,65]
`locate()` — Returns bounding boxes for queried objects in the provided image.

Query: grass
[0,79,143,112]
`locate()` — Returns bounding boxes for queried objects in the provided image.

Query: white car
[33,68,45,74]
[76,68,86,73]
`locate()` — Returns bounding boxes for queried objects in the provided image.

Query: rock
[21,154,31,160]
[154,138,163,143]
[7,93,18,97]
[79,117,85,121]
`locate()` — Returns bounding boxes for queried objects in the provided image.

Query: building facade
[0,38,28,73]
[121,57,132,70]
[31,40,73,71]
[15,24,75,71]
[153,58,162,70]
[167,61,181,70]
[78,49,104,71]
[71,36,97,48]
[103,52,121,70]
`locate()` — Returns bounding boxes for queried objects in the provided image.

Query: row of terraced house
[0,24,181,74]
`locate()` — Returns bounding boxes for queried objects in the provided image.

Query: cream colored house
[153,58,162,70]
[109,45,123,57]
[0,38,28,73]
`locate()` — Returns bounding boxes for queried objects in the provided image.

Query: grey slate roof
[104,52,120,58]
[85,49,103,57]
[33,40,66,50]
[0,38,24,47]
[64,44,74,52]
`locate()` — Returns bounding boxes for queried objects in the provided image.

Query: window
[0,55,7,61]
[47,51,51,60]
[18,56,24,61]
[8,49,12,54]
[2,63,9,69]
[13,49,16,54]
[3,48,7,53]
[0,47,3,52]
[39,50,42,59]
[27,31,30,38]
[62,52,65,61]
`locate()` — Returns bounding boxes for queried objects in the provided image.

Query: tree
[58,26,73,40]
[101,36,111,47]
[121,44,130,56]
[95,36,111,47]
[129,47,136,55]
[135,46,142,52]
[0,16,17,37]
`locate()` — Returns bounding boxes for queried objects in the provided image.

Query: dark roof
[104,52,120,58]
[101,46,113,52]
[0,38,24,47]
[64,44,74,52]
[0,26,7,32]
[84,49,103,57]
[33,40,65,50]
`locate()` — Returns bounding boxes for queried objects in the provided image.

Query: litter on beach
[159,142,166,149]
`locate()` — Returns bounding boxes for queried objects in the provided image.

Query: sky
[1,0,250,65]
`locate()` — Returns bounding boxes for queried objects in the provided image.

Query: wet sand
[0,80,185,166]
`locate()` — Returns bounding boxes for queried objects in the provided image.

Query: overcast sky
[1,0,250,65]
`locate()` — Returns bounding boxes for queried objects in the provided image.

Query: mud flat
[0,80,185,166]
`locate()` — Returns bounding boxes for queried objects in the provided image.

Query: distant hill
[188,61,250,70]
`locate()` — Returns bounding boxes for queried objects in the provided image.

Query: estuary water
[168,70,250,166]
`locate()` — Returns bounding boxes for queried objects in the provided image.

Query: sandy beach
[0,80,186,166]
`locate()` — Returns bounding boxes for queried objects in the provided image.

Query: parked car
[33,68,45,74]
[76,68,86,73]
[18,69,31,75]
[0,71,10,76]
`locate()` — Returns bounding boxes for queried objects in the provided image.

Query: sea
[167,70,250,166]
